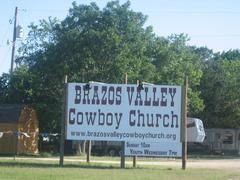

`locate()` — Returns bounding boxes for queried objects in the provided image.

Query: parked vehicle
[91,141,121,156]
[187,118,206,143]
[186,118,207,153]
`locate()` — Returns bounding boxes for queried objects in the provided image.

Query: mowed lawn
[0,159,239,180]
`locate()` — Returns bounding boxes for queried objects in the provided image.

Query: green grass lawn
[0,158,239,180]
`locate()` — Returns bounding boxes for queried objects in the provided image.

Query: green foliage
[0,65,33,104]
[0,73,10,103]
[200,59,240,128]
[12,1,157,132]
[4,1,239,131]
[151,34,204,116]
[213,49,240,61]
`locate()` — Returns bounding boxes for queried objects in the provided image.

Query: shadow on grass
[0,161,138,170]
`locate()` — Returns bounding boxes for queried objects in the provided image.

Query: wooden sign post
[60,75,68,166]
[120,73,128,168]
[86,140,91,163]
[132,79,140,168]
[181,76,188,170]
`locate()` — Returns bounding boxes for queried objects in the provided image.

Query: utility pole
[10,7,18,74]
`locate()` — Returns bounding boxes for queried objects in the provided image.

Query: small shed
[0,104,39,154]
[203,128,240,154]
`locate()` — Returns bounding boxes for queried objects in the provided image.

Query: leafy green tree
[191,46,214,62]
[200,59,240,128]
[0,73,10,103]
[16,1,156,132]
[213,49,240,61]
[7,65,33,104]
[150,34,204,116]
[3,0,211,132]
[0,66,33,104]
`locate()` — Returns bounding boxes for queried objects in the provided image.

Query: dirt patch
[136,159,240,170]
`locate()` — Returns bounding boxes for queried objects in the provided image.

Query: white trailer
[187,118,206,143]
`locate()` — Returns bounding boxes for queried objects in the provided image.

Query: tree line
[0,1,239,132]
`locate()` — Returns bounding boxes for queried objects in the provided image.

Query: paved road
[1,157,240,170]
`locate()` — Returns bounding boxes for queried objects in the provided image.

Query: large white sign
[66,83,182,143]
[124,141,182,157]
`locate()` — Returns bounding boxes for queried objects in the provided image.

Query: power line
[190,34,240,38]
[21,8,68,12]
[18,8,240,14]
[142,10,240,14]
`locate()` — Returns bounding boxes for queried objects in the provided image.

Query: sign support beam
[60,75,68,167]
[132,79,140,168]
[133,156,137,167]
[120,73,128,169]
[181,76,188,170]
[86,140,91,163]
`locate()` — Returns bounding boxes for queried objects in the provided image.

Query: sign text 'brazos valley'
[68,85,179,129]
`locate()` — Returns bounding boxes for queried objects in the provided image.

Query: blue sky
[1,0,240,74]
